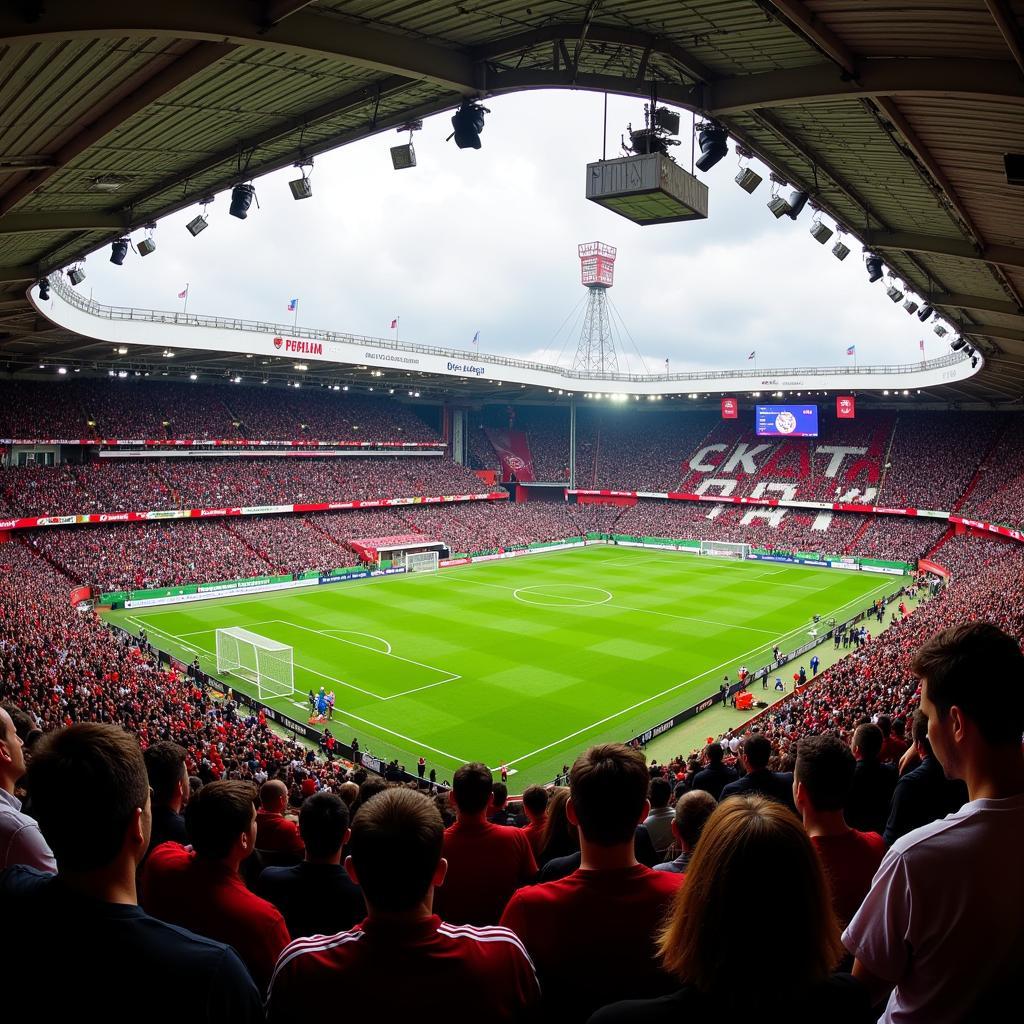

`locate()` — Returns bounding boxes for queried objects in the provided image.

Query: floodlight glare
[865,254,884,282]
[695,125,728,172]
[110,238,129,265]
[449,100,488,149]
[832,239,851,260]
[229,182,256,219]
[37,277,50,300]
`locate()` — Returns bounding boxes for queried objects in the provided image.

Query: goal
[215,627,294,699]
[405,550,439,573]
[699,540,751,560]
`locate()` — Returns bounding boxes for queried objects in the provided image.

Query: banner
[1,437,446,449]
[721,397,738,419]
[836,395,855,418]
[484,428,536,482]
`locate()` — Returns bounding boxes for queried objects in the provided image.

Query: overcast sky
[79,90,940,375]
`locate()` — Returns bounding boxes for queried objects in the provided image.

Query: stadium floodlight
[735,166,762,193]
[695,123,728,172]
[950,337,966,351]
[786,190,809,219]
[903,299,919,315]
[37,277,49,300]
[809,218,833,243]
[137,223,157,257]
[767,194,790,218]
[288,161,313,200]
[917,303,934,321]
[186,214,208,236]
[971,355,979,368]
[865,254,884,282]
[110,238,129,265]
[229,182,256,219]
[832,238,851,260]
[391,119,422,169]
[934,324,948,337]
[886,283,904,302]
[448,100,489,149]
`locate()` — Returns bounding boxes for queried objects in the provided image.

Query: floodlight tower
[573,241,619,373]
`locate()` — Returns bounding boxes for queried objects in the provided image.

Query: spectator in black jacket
[143,741,190,855]
[720,735,795,811]
[258,791,364,938]
[882,710,967,847]
[845,724,896,835]
[689,743,738,801]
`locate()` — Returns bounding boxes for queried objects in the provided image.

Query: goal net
[699,540,751,560]
[405,550,439,573]
[215,627,294,700]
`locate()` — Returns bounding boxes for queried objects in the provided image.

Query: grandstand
[1,4,1022,1022]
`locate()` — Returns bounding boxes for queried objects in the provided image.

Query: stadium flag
[177,285,188,299]
[472,330,480,348]
[287,298,297,311]
[747,350,755,360]
[665,357,670,374]
[390,318,398,329]
[836,395,856,419]
[919,338,925,353]
[846,345,856,355]
[721,397,738,419]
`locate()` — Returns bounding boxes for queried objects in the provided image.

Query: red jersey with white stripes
[266,914,539,1024]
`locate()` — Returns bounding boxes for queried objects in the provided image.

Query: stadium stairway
[924,527,957,561]
[842,518,873,555]
[950,421,1008,513]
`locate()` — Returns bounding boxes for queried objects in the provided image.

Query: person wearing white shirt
[844,622,1024,1023]
[0,706,56,873]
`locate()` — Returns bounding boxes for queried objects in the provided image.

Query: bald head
[259,779,289,812]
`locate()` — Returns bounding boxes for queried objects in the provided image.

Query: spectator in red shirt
[794,735,885,928]
[266,787,539,1024]
[435,762,537,925]
[141,780,291,993]
[255,779,304,858]
[520,784,549,858]
[501,743,685,1023]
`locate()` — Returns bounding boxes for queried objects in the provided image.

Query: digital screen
[755,404,819,437]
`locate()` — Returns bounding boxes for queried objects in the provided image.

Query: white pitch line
[504,578,895,770]
[383,674,463,700]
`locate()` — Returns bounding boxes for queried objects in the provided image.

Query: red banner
[836,395,856,419]
[0,437,446,448]
[721,397,738,419]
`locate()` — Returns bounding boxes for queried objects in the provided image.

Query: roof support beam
[933,293,1024,319]
[0,211,126,234]
[0,266,36,283]
[986,0,1024,77]
[954,321,1024,344]
[759,1,857,75]
[863,231,1024,272]
[0,156,57,172]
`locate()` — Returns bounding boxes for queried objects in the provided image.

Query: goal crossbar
[215,627,294,699]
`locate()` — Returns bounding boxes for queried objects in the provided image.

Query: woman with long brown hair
[588,795,874,1022]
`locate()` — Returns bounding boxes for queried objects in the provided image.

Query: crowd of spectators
[843,517,949,563]
[0,380,440,442]
[957,417,1024,529]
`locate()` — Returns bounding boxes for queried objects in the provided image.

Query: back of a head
[491,781,508,808]
[705,742,724,765]
[144,741,187,807]
[452,762,493,815]
[259,778,288,810]
[673,790,717,849]
[350,788,443,911]
[28,723,148,872]
[912,621,1024,745]
[570,743,649,846]
[795,735,855,812]
[299,791,349,859]
[743,734,773,771]
[338,781,360,807]
[660,796,841,993]
[649,776,672,809]
[522,784,549,817]
[186,780,257,859]
[876,714,892,739]
[911,708,932,755]
[852,723,883,762]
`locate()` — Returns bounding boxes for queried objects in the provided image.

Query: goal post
[215,627,294,699]
[405,550,439,574]
[699,540,751,560]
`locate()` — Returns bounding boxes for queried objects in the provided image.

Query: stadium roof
[0,1,1022,404]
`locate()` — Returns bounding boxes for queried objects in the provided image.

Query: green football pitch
[105,547,897,788]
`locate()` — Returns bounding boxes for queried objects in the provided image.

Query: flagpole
[183,284,189,314]
[293,300,298,329]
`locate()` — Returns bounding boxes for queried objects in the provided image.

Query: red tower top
[578,241,616,288]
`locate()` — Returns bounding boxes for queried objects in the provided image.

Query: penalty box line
[503,578,896,772]
[126,617,471,769]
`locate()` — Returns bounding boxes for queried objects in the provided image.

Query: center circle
[512,584,613,608]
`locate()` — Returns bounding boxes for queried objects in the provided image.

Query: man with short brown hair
[501,743,684,1023]
[267,788,538,1023]
[142,779,291,993]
